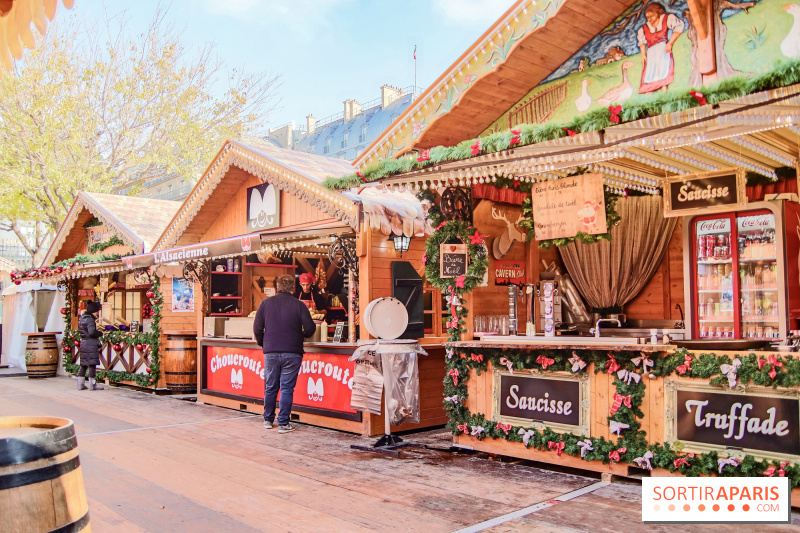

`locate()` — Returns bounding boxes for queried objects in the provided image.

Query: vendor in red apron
[296,272,327,320]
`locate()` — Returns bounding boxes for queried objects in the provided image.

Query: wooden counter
[197,337,448,436]
[444,342,800,499]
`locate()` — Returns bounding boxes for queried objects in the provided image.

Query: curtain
[7,291,34,369]
[44,291,67,376]
[558,195,677,310]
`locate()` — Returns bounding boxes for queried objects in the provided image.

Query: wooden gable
[52,208,133,263]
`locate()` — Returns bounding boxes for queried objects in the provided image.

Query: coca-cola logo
[698,220,729,232]
[740,216,772,228]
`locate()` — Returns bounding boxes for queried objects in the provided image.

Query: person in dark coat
[77,301,104,390]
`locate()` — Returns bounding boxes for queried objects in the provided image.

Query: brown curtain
[558,196,677,310]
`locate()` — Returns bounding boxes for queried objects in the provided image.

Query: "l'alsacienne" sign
[663,168,746,218]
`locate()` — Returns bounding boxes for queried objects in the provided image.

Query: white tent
[2,281,66,375]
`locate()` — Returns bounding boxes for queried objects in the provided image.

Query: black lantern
[390,235,411,256]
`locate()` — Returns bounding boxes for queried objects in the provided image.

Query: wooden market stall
[123,140,449,435]
[322,0,800,490]
[12,191,181,388]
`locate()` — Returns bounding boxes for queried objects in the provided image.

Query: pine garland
[323,58,800,191]
[11,252,130,282]
[88,235,124,254]
[444,346,800,485]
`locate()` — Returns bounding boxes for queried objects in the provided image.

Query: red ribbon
[548,441,566,457]
[536,355,555,369]
[610,393,632,415]
[471,139,481,156]
[457,423,469,435]
[608,105,622,124]
[608,447,627,463]
[562,127,577,137]
[676,354,693,375]
[470,353,483,363]
[674,453,695,470]
[417,149,430,162]
[436,220,447,231]
[689,90,707,106]
[496,422,512,435]
[758,355,784,380]
[357,171,367,183]
[510,129,521,146]
[448,368,460,387]
[763,461,790,477]
[605,355,621,374]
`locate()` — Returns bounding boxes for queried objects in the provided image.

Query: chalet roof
[153,141,361,250]
[42,192,181,266]
[355,0,638,168]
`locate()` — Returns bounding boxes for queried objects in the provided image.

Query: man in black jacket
[253,274,316,434]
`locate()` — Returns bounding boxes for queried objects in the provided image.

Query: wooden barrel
[0,417,90,532]
[23,333,59,379]
[163,334,197,392]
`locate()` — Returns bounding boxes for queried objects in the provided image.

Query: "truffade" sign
[676,389,800,457]
[664,168,746,218]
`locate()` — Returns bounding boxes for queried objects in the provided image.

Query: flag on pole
[413,45,416,60]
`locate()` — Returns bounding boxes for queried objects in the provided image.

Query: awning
[125,233,262,269]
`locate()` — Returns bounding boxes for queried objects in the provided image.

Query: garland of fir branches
[62,276,163,388]
[323,58,800,191]
[88,235,125,254]
[444,346,800,485]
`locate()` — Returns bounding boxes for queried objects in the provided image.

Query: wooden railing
[98,341,152,376]
[507,81,568,129]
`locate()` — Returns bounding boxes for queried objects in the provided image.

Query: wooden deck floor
[1,376,798,532]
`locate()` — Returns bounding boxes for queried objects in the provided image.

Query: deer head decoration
[491,207,526,259]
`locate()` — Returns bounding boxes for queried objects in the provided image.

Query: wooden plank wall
[200,171,340,243]
[157,275,200,333]
[624,220,685,321]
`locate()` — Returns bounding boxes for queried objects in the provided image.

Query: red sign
[494,260,525,285]
[786,203,800,329]
[206,347,356,414]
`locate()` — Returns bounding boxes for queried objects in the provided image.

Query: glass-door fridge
[685,200,800,340]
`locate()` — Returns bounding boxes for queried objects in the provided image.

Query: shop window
[111,291,142,322]
[422,286,447,337]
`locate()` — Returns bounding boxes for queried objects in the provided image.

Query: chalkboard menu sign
[440,243,467,278]
[498,374,581,426]
[675,388,800,457]
[664,168,746,218]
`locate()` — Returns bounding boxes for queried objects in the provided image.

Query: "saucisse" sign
[663,168,746,218]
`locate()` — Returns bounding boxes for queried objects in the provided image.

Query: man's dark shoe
[278,423,296,434]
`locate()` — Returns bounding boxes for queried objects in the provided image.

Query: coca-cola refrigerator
[684,200,800,341]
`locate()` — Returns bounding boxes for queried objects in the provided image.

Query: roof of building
[43,192,181,265]
[293,93,415,161]
[354,0,638,167]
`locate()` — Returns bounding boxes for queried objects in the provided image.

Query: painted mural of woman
[637,3,685,94]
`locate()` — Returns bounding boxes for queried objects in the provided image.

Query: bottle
[650,329,659,345]
[320,320,328,342]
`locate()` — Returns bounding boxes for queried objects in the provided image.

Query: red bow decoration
[496,422,512,435]
[471,139,481,156]
[676,354,693,375]
[447,285,457,316]
[763,461,790,477]
[610,393,632,415]
[417,149,430,162]
[455,275,467,289]
[457,423,469,435]
[758,355,784,380]
[536,355,555,369]
[562,127,577,137]
[512,179,521,189]
[510,129,521,146]
[436,220,448,231]
[689,90,707,106]
[357,171,367,183]
[608,447,627,463]
[605,355,621,374]
[448,368,460,387]
[468,229,487,245]
[608,105,622,124]
[548,441,566,457]
[673,453,695,469]
[470,353,483,363]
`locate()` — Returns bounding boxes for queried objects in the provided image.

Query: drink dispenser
[536,273,562,337]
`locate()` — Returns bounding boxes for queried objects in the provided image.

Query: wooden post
[348,269,356,342]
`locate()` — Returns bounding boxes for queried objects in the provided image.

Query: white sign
[531,173,607,240]
[642,478,790,524]
[248,183,280,230]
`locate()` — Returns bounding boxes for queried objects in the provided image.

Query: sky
[71,0,514,131]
